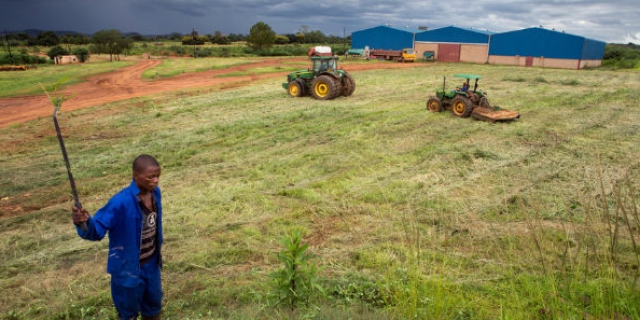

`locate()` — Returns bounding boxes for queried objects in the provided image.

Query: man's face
[134,165,161,193]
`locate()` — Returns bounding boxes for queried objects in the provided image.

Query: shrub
[602,43,640,70]
[46,45,69,60]
[71,47,90,63]
[270,229,324,310]
[0,53,47,65]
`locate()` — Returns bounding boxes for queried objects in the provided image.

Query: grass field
[140,57,260,79]
[0,59,131,98]
[1,61,640,319]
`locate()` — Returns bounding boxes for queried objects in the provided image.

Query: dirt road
[0,58,426,128]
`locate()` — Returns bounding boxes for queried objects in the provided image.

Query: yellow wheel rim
[289,84,299,96]
[315,82,329,97]
[454,102,465,114]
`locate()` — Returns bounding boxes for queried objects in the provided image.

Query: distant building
[488,27,606,69]
[350,25,606,69]
[54,55,79,65]
[351,25,417,51]
[414,26,492,64]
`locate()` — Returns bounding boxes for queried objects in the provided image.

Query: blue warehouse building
[351,25,418,51]
[488,27,606,69]
[350,25,606,69]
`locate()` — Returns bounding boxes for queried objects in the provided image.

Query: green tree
[71,47,90,62]
[247,21,276,51]
[26,37,38,47]
[73,34,91,45]
[181,35,207,45]
[46,45,69,60]
[60,34,74,52]
[168,32,182,41]
[274,35,289,45]
[228,33,245,42]
[128,32,145,42]
[14,32,31,42]
[211,31,230,45]
[91,29,132,61]
[305,30,327,43]
[298,25,309,44]
[37,31,60,47]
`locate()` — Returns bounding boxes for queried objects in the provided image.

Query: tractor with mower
[426,74,520,122]
[282,46,355,100]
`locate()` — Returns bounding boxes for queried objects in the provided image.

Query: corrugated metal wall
[351,26,416,51]
[414,26,490,63]
[352,25,605,69]
[415,26,490,44]
[581,38,607,60]
[489,27,604,60]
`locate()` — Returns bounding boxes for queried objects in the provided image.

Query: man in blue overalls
[72,154,164,320]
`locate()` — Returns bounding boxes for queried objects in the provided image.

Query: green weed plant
[270,229,324,311]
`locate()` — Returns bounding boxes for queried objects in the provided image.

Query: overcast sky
[1,0,638,43]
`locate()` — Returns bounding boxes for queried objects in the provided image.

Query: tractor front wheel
[426,97,443,112]
[288,80,304,97]
[311,75,338,100]
[451,96,473,117]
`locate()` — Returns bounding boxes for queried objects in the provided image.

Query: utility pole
[192,28,197,58]
[343,27,346,54]
[4,30,14,64]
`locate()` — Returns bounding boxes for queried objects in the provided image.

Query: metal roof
[489,27,606,60]
[415,26,491,44]
[351,25,416,51]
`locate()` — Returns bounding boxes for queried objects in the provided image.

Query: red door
[525,56,534,67]
[438,44,461,62]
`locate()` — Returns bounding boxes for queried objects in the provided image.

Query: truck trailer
[369,48,417,62]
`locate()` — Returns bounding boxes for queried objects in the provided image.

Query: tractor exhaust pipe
[443,76,446,96]
[53,98,87,232]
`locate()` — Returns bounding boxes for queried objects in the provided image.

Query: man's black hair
[133,154,160,173]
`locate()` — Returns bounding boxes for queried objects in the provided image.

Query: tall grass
[1,62,640,319]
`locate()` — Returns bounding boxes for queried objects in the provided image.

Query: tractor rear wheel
[311,75,338,100]
[451,96,473,117]
[341,72,356,97]
[426,97,443,112]
[288,80,304,97]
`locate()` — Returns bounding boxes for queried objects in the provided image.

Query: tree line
[5,24,349,48]
[2,23,351,65]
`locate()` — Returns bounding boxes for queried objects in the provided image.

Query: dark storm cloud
[0,0,638,42]
[133,1,212,17]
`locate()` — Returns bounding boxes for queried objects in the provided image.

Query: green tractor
[282,46,355,100]
[426,74,520,122]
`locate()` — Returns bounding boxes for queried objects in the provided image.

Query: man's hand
[72,206,89,226]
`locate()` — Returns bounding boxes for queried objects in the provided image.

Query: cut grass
[1,62,640,319]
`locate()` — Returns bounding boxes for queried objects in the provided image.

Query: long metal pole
[4,30,14,64]
[53,98,87,231]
